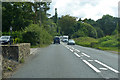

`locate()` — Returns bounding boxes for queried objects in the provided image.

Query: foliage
[98,36,113,43]
[74,37,98,47]
[72,30,86,38]
[72,22,97,38]
[95,27,104,38]
[74,35,118,51]
[112,23,118,35]
[100,40,118,47]
[22,24,52,46]
[7,66,13,71]
[2,31,23,43]
[98,35,118,47]
[97,14,118,35]
[2,2,51,32]
[20,57,24,63]
[58,15,76,37]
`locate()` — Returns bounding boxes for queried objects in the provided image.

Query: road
[11,42,119,79]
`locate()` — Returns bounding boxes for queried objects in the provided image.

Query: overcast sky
[48,0,120,21]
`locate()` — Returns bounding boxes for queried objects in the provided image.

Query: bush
[22,24,52,46]
[7,66,13,71]
[20,57,24,63]
[72,30,86,38]
[100,40,118,47]
[74,37,98,47]
[98,36,112,43]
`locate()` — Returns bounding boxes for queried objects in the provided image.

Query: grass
[97,47,118,52]
[74,37,98,47]
[20,57,25,63]
[7,67,13,71]
[74,36,119,53]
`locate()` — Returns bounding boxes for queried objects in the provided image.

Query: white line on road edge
[95,60,119,73]
[74,52,81,57]
[82,53,90,58]
[83,60,101,73]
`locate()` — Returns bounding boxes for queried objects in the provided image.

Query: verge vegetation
[74,34,119,53]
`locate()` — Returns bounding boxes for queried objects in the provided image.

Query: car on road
[0,36,12,44]
[67,39,75,45]
[53,36,60,44]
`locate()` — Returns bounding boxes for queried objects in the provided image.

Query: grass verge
[74,37,119,54]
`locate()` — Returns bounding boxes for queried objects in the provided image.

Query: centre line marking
[74,52,80,57]
[82,53,90,58]
[70,49,73,52]
[71,47,74,49]
[95,60,119,73]
[88,60,93,62]
[75,49,80,52]
[83,60,101,73]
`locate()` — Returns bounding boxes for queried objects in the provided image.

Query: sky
[48,0,120,21]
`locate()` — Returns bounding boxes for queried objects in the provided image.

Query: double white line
[63,44,119,74]
[95,60,119,73]
[83,60,101,73]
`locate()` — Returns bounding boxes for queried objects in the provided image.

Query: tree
[2,2,33,32]
[2,2,51,32]
[72,22,97,38]
[112,23,118,35]
[58,15,76,37]
[95,27,104,38]
[97,14,117,35]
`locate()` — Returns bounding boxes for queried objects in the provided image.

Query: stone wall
[1,43,30,62]
[1,43,30,78]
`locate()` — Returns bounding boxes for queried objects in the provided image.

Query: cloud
[48,0,119,20]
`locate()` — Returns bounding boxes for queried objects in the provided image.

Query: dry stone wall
[1,43,30,62]
[1,43,30,78]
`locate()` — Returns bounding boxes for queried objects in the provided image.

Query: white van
[62,36,68,42]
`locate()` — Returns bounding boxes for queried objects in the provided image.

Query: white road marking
[71,47,74,50]
[99,68,108,71]
[70,49,73,52]
[95,60,119,73]
[80,57,83,59]
[74,52,81,57]
[88,60,93,62]
[75,49,80,52]
[83,60,101,73]
[82,53,90,58]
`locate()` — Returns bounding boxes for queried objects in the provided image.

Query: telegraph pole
[54,8,58,33]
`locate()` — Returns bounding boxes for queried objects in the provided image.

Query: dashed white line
[95,60,119,73]
[74,52,81,57]
[99,68,108,71]
[71,47,74,50]
[88,60,93,62]
[83,60,101,73]
[82,53,90,58]
[70,49,73,52]
[75,49,80,52]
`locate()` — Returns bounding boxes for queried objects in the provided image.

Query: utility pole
[39,1,42,26]
[54,8,58,33]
